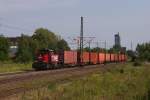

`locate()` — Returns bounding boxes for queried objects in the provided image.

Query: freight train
[32,49,127,70]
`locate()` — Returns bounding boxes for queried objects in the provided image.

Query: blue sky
[0,0,150,49]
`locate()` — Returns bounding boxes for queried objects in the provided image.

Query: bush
[16,34,33,63]
[0,36,9,61]
[133,60,142,66]
[136,43,150,62]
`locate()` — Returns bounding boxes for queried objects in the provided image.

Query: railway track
[0,63,119,99]
[0,70,34,77]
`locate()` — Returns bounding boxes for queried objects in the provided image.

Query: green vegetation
[0,62,32,73]
[127,42,150,62]
[0,35,9,61]
[56,39,70,51]
[0,28,70,63]
[16,35,34,63]
[18,63,150,100]
[136,42,150,62]
[16,28,70,63]
[32,28,58,50]
[83,47,111,53]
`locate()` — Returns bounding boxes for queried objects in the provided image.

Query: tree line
[136,42,150,62]
[0,28,70,63]
[83,42,150,62]
[126,42,150,62]
[83,46,124,53]
[0,28,149,63]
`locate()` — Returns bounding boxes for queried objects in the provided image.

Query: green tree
[32,28,58,50]
[57,39,70,51]
[0,35,9,61]
[83,47,105,53]
[91,47,101,52]
[32,28,70,52]
[16,34,33,63]
[83,47,90,52]
[136,42,150,61]
[113,45,121,52]
[108,48,116,53]
[126,50,136,62]
[16,28,70,62]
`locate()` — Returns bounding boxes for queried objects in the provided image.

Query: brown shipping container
[124,55,126,61]
[125,55,127,61]
[121,54,125,61]
[82,52,90,64]
[64,51,77,65]
[91,52,98,64]
[119,54,122,61]
[110,54,115,62]
[106,53,111,62]
[114,54,118,62]
[99,53,105,64]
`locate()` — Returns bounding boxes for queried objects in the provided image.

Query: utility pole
[80,16,84,66]
[80,36,95,64]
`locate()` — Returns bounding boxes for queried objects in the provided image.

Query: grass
[0,62,32,73]
[13,63,150,100]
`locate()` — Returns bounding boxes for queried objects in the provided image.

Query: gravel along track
[0,63,119,99]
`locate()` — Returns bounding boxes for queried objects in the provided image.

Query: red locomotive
[32,49,127,70]
[32,49,59,70]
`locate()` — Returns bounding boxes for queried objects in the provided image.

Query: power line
[1,24,32,32]
[0,17,32,32]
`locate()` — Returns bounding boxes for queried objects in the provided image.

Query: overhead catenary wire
[1,23,32,32]
[0,17,32,32]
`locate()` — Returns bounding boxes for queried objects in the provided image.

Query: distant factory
[114,32,121,47]
[114,32,126,53]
